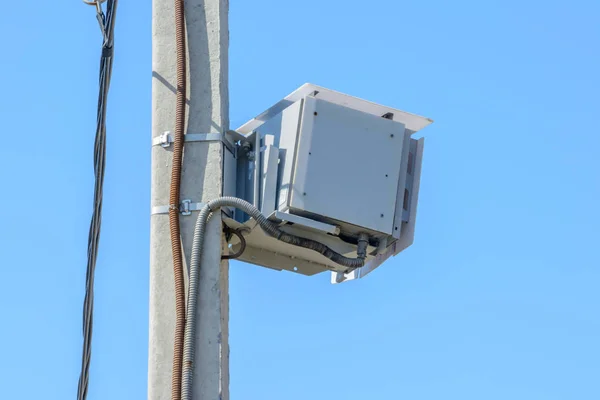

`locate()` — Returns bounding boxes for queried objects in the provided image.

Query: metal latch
[179,199,194,216]
[157,132,171,148]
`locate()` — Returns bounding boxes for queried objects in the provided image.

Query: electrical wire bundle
[77,1,118,399]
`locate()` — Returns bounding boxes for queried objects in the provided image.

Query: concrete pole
[149,1,229,399]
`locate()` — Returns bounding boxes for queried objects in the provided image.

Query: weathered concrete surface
[149,1,229,399]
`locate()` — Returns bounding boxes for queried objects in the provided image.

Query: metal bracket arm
[152,131,235,153]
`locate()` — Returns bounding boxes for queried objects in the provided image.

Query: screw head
[380,213,384,218]
[390,134,394,138]
[303,192,307,196]
[313,111,318,116]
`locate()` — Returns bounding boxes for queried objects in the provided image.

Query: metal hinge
[151,199,206,216]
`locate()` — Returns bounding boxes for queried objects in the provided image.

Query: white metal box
[225,84,432,283]
[278,96,406,235]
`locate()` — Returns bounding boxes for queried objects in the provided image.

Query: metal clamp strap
[152,132,234,153]
[151,199,206,216]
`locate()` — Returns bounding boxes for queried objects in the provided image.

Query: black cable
[77,1,117,399]
[222,227,247,260]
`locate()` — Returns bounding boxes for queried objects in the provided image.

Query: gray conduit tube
[181,197,368,399]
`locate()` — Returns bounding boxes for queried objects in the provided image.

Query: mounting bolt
[313,111,318,116]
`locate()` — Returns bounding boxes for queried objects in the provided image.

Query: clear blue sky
[1,1,599,399]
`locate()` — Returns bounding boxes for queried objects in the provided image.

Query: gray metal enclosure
[224,84,431,283]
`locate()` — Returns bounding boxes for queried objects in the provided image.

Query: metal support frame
[268,211,340,235]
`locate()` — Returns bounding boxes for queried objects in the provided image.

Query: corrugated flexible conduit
[181,197,369,399]
[169,0,187,399]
